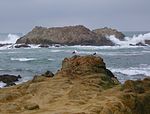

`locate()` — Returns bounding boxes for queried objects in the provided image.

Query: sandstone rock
[120,78,150,114]
[24,103,39,110]
[0,103,21,113]
[0,56,149,114]
[56,55,120,88]
[16,25,125,46]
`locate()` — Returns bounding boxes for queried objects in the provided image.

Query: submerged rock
[16,25,125,46]
[135,42,147,46]
[14,44,30,48]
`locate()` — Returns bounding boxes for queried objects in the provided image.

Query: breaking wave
[0,34,20,44]
[11,58,37,62]
[107,32,150,46]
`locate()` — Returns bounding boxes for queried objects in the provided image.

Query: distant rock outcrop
[0,55,149,114]
[145,40,150,45]
[16,25,125,46]
[93,27,125,40]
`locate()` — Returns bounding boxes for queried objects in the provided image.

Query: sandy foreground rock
[0,55,150,114]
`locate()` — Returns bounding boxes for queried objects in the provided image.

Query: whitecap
[107,32,150,46]
[110,64,150,76]
[11,58,37,62]
[0,81,6,88]
[50,50,63,52]
[48,58,55,61]
[0,34,20,44]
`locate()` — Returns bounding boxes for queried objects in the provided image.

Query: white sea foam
[48,58,55,61]
[70,45,142,50]
[110,64,150,76]
[50,50,63,52]
[0,34,20,44]
[107,32,150,46]
[0,81,6,88]
[11,58,37,62]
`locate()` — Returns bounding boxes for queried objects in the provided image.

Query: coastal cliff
[16,25,125,46]
[0,55,150,114]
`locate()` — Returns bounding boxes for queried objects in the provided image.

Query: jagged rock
[0,43,11,47]
[14,44,30,48]
[135,42,147,46]
[0,55,149,114]
[93,27,125,40]
[16,25,125,46]
[0,74,21,87]
[56,55,120,88]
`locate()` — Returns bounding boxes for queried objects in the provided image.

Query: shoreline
[0,55,150,114]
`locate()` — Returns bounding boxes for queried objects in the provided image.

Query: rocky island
[16,25,125,46]
[0,55,150,114]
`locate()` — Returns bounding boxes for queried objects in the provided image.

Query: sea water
[0,32,150,87]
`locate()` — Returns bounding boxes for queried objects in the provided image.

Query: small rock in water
[14,44,30,48]
[0,74,22,87]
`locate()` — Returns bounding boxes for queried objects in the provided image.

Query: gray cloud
[0,0,150,33]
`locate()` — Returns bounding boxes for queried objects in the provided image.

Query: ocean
[0,32,150,87]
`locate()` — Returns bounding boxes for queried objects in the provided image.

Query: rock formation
[145,40,150,45]
[16,25,125,46]
[93,27,125,40]
[0,74,21,87]
[0,55,149,114]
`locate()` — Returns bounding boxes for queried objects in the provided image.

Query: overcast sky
[0,0,150,33]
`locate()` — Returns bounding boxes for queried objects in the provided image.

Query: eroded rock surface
[0,55,149,114]
[93,27,125,40]
[16,25,125,46]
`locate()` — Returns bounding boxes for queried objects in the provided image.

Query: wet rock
[0,74,21,87]
[135,42,147,46]
[39,44,49,48]
[42,70,54,77]
[0,43,12,47]
[14,44,30,48]
[145,40,150,45]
